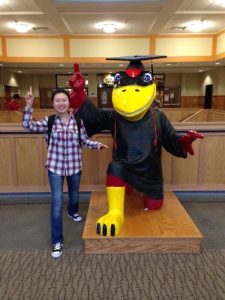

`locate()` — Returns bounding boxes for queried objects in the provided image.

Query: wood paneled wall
[212,96,225,110]
[181,96,204,108]
[162,108,201,122]
[0,133,111,192]
[1,108,225,193]
[0,97,7,110]
[0,108,204,123]
[1,129,225,193]
[0,111,22,122]
[181,95,225,110]
[183,109,225,122]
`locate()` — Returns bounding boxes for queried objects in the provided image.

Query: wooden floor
[82,191,203,254]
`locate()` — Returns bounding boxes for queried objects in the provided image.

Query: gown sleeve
[76,98,115,137]
[159,110,187,158]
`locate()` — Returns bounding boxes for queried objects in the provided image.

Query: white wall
[19,74,39,98]
[87,73,97,97]
[200,68,225,96]
[38,75,56,89]
[217,69,225,95]
[1,70,20,88]
[165,73,181,87]
[181,74,202,97]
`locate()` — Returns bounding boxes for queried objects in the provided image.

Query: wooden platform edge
[83,191,203,254]
[84,238,201,254]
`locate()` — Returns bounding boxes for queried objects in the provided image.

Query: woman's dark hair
[51,89,70,102]
[13,94,20,100]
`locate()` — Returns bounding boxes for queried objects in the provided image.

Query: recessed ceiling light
[179,19,213,33]
[166,63,172,66]
[95,21,124,33]
[102,24,117,33]
[17,70,23,73]
[215,62,220,65]
[186,20,212,33]
[198,70,203,72]
[13,22,31,33]
[59,64,64,67]
[187,21,205,32]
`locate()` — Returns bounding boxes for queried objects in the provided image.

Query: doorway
[204,84,213,109]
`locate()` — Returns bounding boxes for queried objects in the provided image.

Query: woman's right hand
[25,86,34,109]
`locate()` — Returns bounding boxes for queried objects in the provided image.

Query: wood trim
[69,35,152,39]
[150,36,156,54]
[3,35,66,39]
[212,35,217,57]
[63,35,70,59]
[215,51,225,60]
[197,136,205,185]
[182,109,204,122]
[155,34,215,38]
[9,136,18,186]
[1,36,7,58]
[0,34,224,63]
[217,29,225,36]
[38,137,45,186]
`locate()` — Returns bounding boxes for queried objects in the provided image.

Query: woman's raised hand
[25,86,34,109]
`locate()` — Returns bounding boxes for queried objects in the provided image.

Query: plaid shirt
[22,108,101,176]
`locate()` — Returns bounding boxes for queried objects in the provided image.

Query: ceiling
[0,0,225,75]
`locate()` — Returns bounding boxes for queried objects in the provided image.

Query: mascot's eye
[114,73,122,84]
[143,73,153,84]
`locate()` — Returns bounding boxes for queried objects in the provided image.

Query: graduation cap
[106,55,167,77]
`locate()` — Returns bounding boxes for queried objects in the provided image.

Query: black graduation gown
[77,98,186,199]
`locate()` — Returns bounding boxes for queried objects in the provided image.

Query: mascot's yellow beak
[112,82,156,121]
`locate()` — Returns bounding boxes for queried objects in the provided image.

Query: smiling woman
[22,86,108,258]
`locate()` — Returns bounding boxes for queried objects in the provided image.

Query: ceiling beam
[31,0,71,34]
[150,0,182,34]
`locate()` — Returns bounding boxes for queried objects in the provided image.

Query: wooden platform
[82,191,203,254]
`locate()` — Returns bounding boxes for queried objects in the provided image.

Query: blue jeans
[48,170,82,245]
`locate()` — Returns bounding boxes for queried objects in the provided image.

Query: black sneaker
[51,242,63,259]
[68,213,83,222]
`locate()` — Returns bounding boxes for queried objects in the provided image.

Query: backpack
[47,114,82,147]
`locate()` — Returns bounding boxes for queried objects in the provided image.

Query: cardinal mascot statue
[69,55,204,237]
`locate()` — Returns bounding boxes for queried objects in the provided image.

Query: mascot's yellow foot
[96,186,125,237]
[96,212,124,236]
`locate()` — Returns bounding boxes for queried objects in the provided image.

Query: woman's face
[53,92,70,115]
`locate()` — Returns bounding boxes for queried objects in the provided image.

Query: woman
[22,87,108,258]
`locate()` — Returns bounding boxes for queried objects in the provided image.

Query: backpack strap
[47,114,56,146]
[74,114,82,148]
[47,113,82,148]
